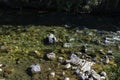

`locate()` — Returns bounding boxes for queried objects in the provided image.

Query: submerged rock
[104,55,110,64]
[100,71,107,77]
[46,52,56,60]
[58,57,64,63]
[91,70,101,80]
[30,64,41,73]
[50,72,55,77]
[81,62,95,72]
[44,33,57,44]
[64,77,70,80]
[64,43,72,48]
[65,63,71,69]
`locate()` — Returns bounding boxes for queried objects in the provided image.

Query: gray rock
[117,31,120,34]
[75,68,80,74]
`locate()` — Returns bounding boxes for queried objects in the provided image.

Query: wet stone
[44,33,57,44]
[46,52,56,60]
[64,43,72,48]
[30,64,41,73]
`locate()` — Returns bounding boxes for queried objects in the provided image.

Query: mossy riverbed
[0,25,120,80]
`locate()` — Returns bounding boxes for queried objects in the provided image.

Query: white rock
[91,70,101,80]
[81,62,95,72]
[65,63,71,69]
[69,38,75,41]
[105,56,110,64]
[0,68,2,71]
[79,72,88,80]
[0,64,3,67]
[30,64,41,72]
[101,76,106,80]
[62,71,65,76]
[64,77,70,80]
[100,71,107,76]
[75,69,80,74]
[50,72,55,77]
[58,57,64,62]
[47,33,57,43]
[47,52,56,59]
[72,66,78,70]
[48,68,51,70]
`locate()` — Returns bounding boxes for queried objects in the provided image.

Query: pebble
[64,77,70,80]
[65,63,71,69]
[50,72,55,77]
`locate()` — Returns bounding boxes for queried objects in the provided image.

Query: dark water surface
[0,10,120,31]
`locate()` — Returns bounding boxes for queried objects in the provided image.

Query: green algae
[0,25,119,80]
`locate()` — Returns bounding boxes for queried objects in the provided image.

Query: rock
[62,71,65,76]
[107,50,113,56]
[58,57,64,63]
[100,71,107,77]
[104,55,110,64]
[47,52,56,60]
[66,54,86,65]
[117,31,120,34]
[64,24,71,28]
[30,64,41,73]
[89,77,94,80]
[65,63,71,69]
[48,68,51,71]
[75,69,80,74]
[45,33,57,44]
[79,72,89,80]
[64,43,72,48]
[50,72,55,77]
[75,52,82,55]
[72,66,78,70]
[64,77,70,80]
[0,68,2,71]
[81,62,95,72]
[0,64,5,67]
[70,53,78,59]
[101,76,106,80]
[69,38,75,42]
[91,70,101,80]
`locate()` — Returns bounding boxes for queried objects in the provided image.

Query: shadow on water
[0,9,120,31]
